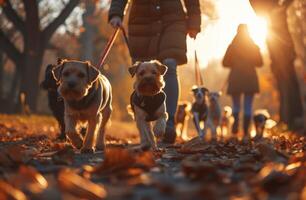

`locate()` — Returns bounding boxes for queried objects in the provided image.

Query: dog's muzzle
[138,77,160,95]
[142,77,156,84]
[67,81,77,89]
[196,93,203,99]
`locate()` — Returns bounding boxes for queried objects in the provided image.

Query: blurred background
[0,0,304,130]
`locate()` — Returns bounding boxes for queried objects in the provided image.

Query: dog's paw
[80,147,95,154]
[68,134,83,149]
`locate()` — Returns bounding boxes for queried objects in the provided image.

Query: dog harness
[130,91,166,122]
[66,80,100,110]
[192,102,208,121]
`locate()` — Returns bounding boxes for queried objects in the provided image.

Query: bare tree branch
[42,0,80,43]
[1,0,25,35]
[0,29,22,63]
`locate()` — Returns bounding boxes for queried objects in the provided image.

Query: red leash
[97,26,130,70]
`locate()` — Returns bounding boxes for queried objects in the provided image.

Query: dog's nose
[144,77,154,83]
[67,81,76,88]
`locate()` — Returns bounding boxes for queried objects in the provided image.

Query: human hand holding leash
[188,29,198,39]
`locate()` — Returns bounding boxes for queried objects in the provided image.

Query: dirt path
[0,115,305,200]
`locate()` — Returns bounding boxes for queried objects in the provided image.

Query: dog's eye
[139,70,145,76]
[78,73,85,78]
[63,71,70,77]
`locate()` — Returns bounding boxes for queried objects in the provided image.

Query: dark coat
[109,0,201,65]
[223,35,263,95]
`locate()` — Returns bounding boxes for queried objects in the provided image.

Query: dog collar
[66,81,99,110]
[131,91,166,122]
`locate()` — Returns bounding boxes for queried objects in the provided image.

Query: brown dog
[52,59,112,153]
[128,60,168,150]
[175,102,191,140]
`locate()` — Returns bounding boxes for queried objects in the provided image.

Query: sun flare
[247,17,268,50]
[187,0,269,68]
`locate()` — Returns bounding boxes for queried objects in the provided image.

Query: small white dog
[128,60,168,150]
[53,59,112,153]
[220,106,233,138]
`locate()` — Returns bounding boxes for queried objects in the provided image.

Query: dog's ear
[52,62,66,82]
[153,60,168,75]
[201,87,209,94]
[191,85,198,93]
[129,61,141,77]
[57,58,66,65]
[86,61,100,84]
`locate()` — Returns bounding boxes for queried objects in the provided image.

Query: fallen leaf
[8,145,36,163]
[0,181,27,200]
[92,147,155,176]
[8,166,48,194]
[58,169,107,200]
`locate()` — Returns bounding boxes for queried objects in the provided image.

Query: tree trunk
[1,0,80,112]
[80,0,96,61]
[250,0,303,129]
[0,49,3,97]
[267,6,303,128]
[20,49,44,112]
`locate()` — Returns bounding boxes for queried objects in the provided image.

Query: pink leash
[97,26,130,70]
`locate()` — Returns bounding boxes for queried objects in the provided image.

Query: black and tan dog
[128,60,168,150]
[191,86,209,139]
[52,59,112,153]
[41,64,66,140]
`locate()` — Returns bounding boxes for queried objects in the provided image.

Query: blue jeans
[231,93,254,134]
[163,58,179,128]
[232,94,254,117]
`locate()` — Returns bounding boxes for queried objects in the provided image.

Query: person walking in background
[108,0,201,144]
[222,24,263,139]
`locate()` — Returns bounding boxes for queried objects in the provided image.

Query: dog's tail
[126,105,135,120]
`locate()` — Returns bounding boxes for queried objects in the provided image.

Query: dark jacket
[109,0,201,65]
[223,34,263,95]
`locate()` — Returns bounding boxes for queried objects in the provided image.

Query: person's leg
[162,58,179,143]
[243,93,254,136]
[231,94,241,134]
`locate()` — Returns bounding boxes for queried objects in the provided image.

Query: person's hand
[188,29,198,39]
[109,16,122,28]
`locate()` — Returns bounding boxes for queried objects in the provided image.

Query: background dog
[206,92,222,140]
[175,102,191,141]
[52,59,112,153]
[220,106,233,138]
[128,60,168,150]
[253,109,271,140]
[191,86,209,139]
[41,64,66,140]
